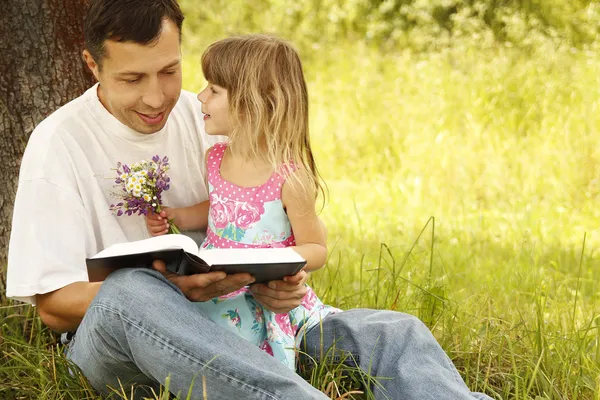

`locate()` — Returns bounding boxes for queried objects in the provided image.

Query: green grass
[3,9,600,400]
[303,40,600,399]
[305,41,600,399]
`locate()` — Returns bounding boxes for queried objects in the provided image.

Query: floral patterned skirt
[194,286,341,370]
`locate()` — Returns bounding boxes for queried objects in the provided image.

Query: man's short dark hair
[84,0,185,68]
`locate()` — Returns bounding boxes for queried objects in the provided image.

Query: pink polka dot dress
[195,142,341,370]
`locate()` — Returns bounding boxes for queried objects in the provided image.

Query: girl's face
[197,83,232,136]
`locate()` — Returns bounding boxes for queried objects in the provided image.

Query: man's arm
[36,282,102,333]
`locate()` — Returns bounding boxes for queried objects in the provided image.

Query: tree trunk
[0,0,95,267]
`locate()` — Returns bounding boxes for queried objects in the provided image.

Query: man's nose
[142,78,165,109]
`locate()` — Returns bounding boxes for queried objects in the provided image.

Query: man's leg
[67,268,328,400]
[299,309,494,400]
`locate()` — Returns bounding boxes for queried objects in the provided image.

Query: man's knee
[323,309,434,352]
[332,309,428,332]
[93,268,176,308]
[381,311,429,331]
[364,310,432,342]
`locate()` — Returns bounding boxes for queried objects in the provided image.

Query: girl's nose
[197,88,208,103]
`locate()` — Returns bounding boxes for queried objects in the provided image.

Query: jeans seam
[92,303,280,400]
[441,350,468,386]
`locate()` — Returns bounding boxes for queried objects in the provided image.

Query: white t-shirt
[7,83,217,305]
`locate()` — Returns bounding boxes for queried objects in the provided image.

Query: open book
[86,234,306,284]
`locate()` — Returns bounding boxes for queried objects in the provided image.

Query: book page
[199,247,305,266]
[90,234,199,259]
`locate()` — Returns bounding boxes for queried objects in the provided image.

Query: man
[6,1,492,399]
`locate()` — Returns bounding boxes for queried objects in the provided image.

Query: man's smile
[136,110,165,125]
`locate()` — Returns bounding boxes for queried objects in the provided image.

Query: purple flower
[108,156,180,234]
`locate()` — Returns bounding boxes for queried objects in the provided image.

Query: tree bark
[0,0,94,266]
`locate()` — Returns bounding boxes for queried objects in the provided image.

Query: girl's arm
[146,201,210,235]
[281,171,327,271]
[169,201,210,230]
[175,146,213,230]
[146,147,212,235]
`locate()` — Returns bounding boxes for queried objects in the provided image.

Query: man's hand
[249,270,309,314]
[152,260,254,301]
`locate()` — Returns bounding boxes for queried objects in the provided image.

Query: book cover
[86,235,306,284]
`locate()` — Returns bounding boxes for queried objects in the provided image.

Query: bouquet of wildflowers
[109,155,180,234]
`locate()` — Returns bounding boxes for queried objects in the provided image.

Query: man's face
[84,19,183,134]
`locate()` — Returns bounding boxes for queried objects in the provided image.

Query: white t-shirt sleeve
[7,178,90,305]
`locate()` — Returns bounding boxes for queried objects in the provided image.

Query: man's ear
[82,49,100,81]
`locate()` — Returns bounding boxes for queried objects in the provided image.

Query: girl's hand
[249,270,309,314]
[146,208,175,236]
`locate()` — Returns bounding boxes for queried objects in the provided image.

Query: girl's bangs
[201,45,229,88]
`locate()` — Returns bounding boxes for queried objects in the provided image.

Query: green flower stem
[168,220,181,234]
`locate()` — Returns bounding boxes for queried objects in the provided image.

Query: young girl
[146,34,340,370]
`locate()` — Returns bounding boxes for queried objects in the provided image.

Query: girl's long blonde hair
[201,34,324,201]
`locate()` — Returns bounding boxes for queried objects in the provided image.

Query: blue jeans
[67,268,493,399]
